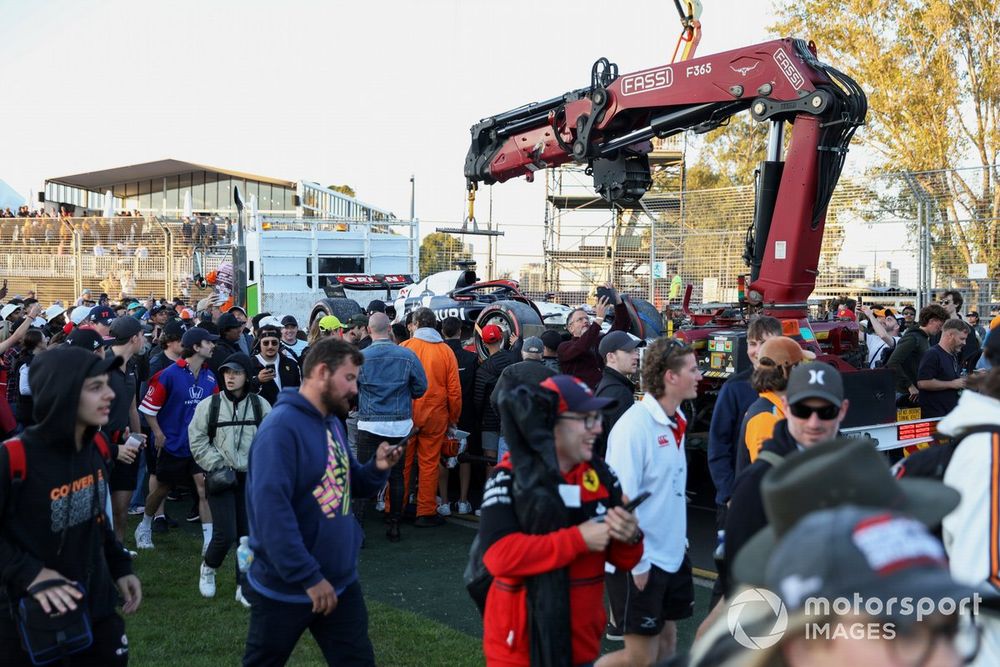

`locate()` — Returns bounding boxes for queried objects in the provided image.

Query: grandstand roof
[46,159,296,191]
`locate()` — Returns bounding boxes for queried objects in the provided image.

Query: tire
[309,297,363,329]
[630,296,665,337]
[474,300,545,359]
[618,295,646,339]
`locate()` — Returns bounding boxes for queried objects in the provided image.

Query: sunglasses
[789,402,840,420]
[260,339,279,346]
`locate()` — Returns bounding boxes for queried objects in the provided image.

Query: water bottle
[237,536,254,573]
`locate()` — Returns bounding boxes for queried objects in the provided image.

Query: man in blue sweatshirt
[243,337,403,666]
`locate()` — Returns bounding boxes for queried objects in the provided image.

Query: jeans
[129,449,148,508]
[242,580,374,666]
[353,431,384,524]
[204,472,248,575]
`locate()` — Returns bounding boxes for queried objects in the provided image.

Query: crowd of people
[0,279,999,666]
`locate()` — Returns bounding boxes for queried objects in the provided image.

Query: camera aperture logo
[727,588,788,650]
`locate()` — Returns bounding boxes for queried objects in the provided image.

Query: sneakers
[199,562,216,598]
[134,522,154,550]
[414,515,446,528]
[127,505,145,516]
[386,519,401,543]
[456,501,473,515]
[374,499,386,512]
[235,585,251,608]
[151,516,169,534]
[436,503,452,517]
[186,507,201,523]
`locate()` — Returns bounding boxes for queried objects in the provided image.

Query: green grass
[124,503,708,666]
[124,505,484,666]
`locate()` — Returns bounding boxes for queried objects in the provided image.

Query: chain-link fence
[426,163,999,315]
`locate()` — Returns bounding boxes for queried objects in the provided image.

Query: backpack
[207,393,264,445]
[3,433,112,506]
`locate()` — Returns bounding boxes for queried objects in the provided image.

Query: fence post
[72,223,83,300]
[902,172,932,309]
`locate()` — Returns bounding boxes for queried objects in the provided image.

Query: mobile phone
[266,363,276,371]
[594,491,652,522]
[386,433,412,448]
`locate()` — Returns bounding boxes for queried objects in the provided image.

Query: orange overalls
[400,333,462,517]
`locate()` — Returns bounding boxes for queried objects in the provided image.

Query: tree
[419,232,469,278]
[325,184,356,198]
[772,0,1000,301]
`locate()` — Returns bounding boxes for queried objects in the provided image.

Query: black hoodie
[0,348,133,619]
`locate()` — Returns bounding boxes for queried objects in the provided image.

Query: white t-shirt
[283,338,308,359]
[865,332,898,369]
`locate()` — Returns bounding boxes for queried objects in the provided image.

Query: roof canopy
[46,159,296,191]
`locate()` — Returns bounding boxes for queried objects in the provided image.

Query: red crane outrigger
[463,37,867,321]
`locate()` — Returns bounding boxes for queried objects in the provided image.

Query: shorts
[154,450,203,487]
[482,431,502,455]
[606,556,694,635]
[109,458,139,492]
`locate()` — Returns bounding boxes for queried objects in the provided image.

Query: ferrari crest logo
[582,469,600,493]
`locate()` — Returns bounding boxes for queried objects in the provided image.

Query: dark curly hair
[641,337,694,399]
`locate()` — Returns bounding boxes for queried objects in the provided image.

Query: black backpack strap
[249,393,263,426]
[755,450,786,468]
[207,393,222,446]
[954,424,1000,445]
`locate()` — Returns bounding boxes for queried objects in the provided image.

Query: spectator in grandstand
[559,284,631,389]
[593,331,642,460]
[540,329,563,372]
[968,310,987,344]
[281,315,308,359]
[859,304,900,368]
[474,324,518,469]
[936,290,982,372]
[602,338,699,665]
[135,327,219,552]
[723,362,847,595]
[243,338,402,665]
[886,303,949,403]
[437,317,478,517]
[355,312,426,538]
[917,318,971,418]
[344,313,371,349]
[0,348,142,665]
[736,336,815,474]
[104,317,145,545]
[188,352,269,604]
[251,326,302,406]
[400,308,461,527]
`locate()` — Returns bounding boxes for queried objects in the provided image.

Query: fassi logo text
[620,67,674,96]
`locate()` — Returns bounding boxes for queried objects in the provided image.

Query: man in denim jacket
[355,313,427,540]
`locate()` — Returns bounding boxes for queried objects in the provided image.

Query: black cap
[347,313,369,328]
[219,352,254,375]
[281,315,298,327]
[88,305,116,326]
[598,331,644,358]
[182,327,220,348]
[217,312,242,330]
[161,319,187,339]
[65,328,106,352]
[148,305,167,317]
[367,299,387,314]
[540,329,563,352]
[109,316,143,343]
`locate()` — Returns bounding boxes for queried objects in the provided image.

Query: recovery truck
[462,36,940,463]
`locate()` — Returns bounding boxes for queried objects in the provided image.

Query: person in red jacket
[558,284,631,389]
[479,374,643,666]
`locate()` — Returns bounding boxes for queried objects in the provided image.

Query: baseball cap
[88,305,116,326]
[65,328,106,352]
[126,301,142,312]
[539,374,617,413]
[872,307,894,318]
[227,305,248,317]
[161,319,188,339]
[732,437,960,587]
[109,316,143,343]
[217,312,242,331]
[347,313,369,329]
[179,308,195,320]
[258,315,283,329]
[481,324,503,344]
[182,327,220,348]
[281,315,298,328]
[1,303,23,320]
[540,329,563,351]
[366,299,387,314]
[757,336,815,368]
[598,331,644,358]
[991,315,1000,331]
[69,306,92,326]
[219,352,254,375]
[764,506,988,621]
[148,305,167,318]
[784,361,844,406]
[42,304,67,322]
[318,315,342,331]
[522,336,544,354]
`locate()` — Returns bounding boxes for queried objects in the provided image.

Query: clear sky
[1,0,785,270]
